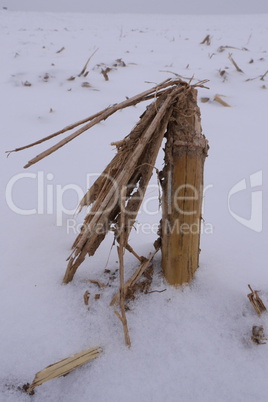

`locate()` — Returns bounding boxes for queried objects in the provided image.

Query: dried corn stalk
[7,78,209,285]
[160,87,208,285]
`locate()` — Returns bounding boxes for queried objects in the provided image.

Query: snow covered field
[1,10,268,401]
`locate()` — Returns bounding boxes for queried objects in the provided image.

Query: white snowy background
[1,9,268,402]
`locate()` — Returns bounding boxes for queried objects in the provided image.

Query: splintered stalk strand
[5,107,110,155]
[6,78,181,161]
[117,186,131,347]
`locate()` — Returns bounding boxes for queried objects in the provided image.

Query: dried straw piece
[115,185,131,347]
[218,45,248,53]
[214,94,231,107]
[27,347,102,392]
[24,84,174,167]
[6,78,178,160]
[228,53,244,73]
[125,243,143,262]
[260,70,268,81]
[6,79,208,165]
[78,48,99,77]
[56,47,65,54]
[247,284,267,316]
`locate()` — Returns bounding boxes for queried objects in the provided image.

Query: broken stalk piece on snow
[247,284,267,316]
[26,347,102,393]
[228,53,244,73]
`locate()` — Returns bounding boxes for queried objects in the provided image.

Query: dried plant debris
[260,70,268,81]
[219,69,228,82]
[208,53,216,59]
[245,70,268,82]
[218,45,248,53]
[116,188,132,348]
[200,34,211,45]
[78,48,99,77]
[81,82,92,88]
[159,70,194,81]
[125,264,154,301]
[111,249,159,306]
[26,347,102,393]
[43,73,50,82]
[56,46,65,54]
[247,284,267,316]
[17,383,35,396]
[113,58,126,67]
[228,53,244,73]
[101,67,112,81]
[213,94,231,107]
[94,58,127,80]
[7,78,209,284]
[22,80,32,87]
[251,326,268,345]
[200,97,210,103]
[83,290,90,306]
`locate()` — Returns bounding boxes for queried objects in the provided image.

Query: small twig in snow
[200,34,211,45]
[78,48,99,77]
[228,53,244,73]
[260,70,268,81]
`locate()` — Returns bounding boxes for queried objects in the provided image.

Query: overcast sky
[1,0,268,14]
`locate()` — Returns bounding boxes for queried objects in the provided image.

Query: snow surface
[1,10,268,402]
